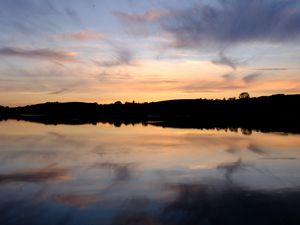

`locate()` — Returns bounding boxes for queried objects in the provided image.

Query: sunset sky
[0,0,299,106]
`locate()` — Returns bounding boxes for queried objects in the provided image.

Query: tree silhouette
[239,92,250,99]
[114,101,122,105]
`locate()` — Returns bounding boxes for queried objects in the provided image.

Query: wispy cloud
[114,10,165,23]
[0,0,60,36]
[113,9,166,36]
[243,73,262,83]
[180,80,244,93]
[256,68,289,71]
[64,7,82,25]
[96,71,132,82]
[212,52,239,70]
[222,73,236,81]
[94,48,135,67]
[49,88,70,95]
[0,64,95,96]
[0,47,78,62]
[260,157,296,160]
[52,29,105,41]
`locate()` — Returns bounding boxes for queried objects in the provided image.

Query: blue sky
[0,0,299,105]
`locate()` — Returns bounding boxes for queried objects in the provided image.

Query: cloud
[0,0,58,16]
[0,0,61,36]
[64,7,82,25]
[94,48,135,67]
[114,9,166,36]
[0,167,68,184]
[256,68,289,71]
[261,157,296,160]
[243,72,262,83]
[52,29,105,41]
[180,80,244,93]
[0,47,78,62]
[212,52,239,70]
[96,71,132,82]
[0,65,94,96]
[222,73,236,81]
[161,0,300,49]
[49,88,70,95]
[114,10,165,23]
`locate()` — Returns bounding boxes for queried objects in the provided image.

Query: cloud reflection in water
[0,121,300,225]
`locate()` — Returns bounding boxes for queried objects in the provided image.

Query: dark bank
[1,94,300,133]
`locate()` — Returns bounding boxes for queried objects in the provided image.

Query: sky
[0,0,299,106]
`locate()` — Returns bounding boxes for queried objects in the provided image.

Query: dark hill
[0,94,299,133]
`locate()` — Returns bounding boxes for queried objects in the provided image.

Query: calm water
[1,120,300,225]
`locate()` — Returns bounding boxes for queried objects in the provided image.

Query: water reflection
[111,182,300,225]
[0,166,68,184]
[0,120,300,225]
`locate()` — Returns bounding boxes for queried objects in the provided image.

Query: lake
[1,120,300,225]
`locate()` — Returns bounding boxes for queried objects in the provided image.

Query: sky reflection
[0,120,300,224]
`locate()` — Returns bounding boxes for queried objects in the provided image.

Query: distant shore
[1,94,300,133]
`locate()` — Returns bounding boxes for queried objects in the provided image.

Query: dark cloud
[161,0,300,49]
[243,72,263,83]
[212,52,239,70]
[261,157,296,160]
[94,48,135,67]
[256,68,289,71]
[49,88,70,95]
[0,167,68,184]
[0,47,78,62]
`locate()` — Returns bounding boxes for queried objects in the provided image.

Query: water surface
[1,120,300,225]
